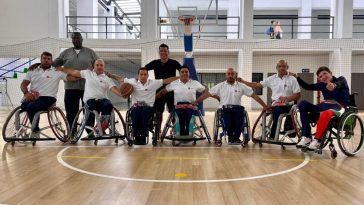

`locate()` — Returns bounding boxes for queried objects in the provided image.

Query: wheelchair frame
[160,108,211,146]
[69,106,126,145]
[252,105,300,150]
[298,106,364,158]
[212,108,251,147]
[125,106,160,147]
[2,105,69,146]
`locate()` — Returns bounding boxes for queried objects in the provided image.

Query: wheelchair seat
[2,105,69,146]
[213,105,251,147]
[125,103,160,147]
[160,104,211,146]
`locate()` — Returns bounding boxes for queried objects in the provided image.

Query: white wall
[0,0,60,44]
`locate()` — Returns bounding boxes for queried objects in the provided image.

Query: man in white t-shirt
[157,66,208,136]
[195,68,268,143]
[239,60,301,140]
[58,59,123,135]
[117,67,178,144]
[20,52,76,137]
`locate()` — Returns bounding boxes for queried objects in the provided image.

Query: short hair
[138,67,148,74]
[316,66,332,76]
[41,51,52,58]
[180,65,190,71]
[159,43,169,50]
[72,32,82,37]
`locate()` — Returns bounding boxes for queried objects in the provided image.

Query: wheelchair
[295,93,364,159]
[212,105,251,147]
[69,105,126,145]
[2,105,69,146]
[160,104,211,146]
[125,103,160,147]
[252,104,300,150]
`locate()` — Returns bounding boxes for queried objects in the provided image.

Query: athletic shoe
[296,137,311,148]
[307,138,320,150]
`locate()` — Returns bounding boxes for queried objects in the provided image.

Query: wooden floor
[1,108,364,205]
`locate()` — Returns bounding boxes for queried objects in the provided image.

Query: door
[351,73,364,110]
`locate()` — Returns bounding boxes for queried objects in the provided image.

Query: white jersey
[80,70,116,102]
[124,78,163,107]
[24,66,67,98]
[166,79,205,105]
[209,81,254,108]
[260,74,300,105]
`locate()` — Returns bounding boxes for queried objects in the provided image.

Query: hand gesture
[326,82,336,91]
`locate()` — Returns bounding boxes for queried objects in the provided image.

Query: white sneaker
[296,137,311,148]
[308,139,320,150]
[30,132,40,138]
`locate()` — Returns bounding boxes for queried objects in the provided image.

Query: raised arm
[156,88,169,99]
[162,76,179,84]
[237,77,263,89]
[57,67,81,78]
[105,71,124,82]
[251,93,269,111]
[110,86,123,97]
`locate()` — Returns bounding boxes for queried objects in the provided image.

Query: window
[197,73,225,88]
[252,73,263,95]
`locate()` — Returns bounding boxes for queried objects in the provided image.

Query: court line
[63,155,106,159]
[156,157,209,160]
[57,146,310,183]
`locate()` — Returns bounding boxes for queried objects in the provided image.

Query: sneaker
[307,138,320,150]
[296,137,311,148]
[30,132,40,138]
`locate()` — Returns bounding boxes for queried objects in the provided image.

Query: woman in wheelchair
[157,66,208,140]
[292,66,350,150]
[121,67,178,145]
[195,68,268,144]
[58,59,124,136]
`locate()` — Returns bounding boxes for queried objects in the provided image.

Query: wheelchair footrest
[6,138,56,141]
[252,137,297,146]
[164,136,206,142]
[81,135,123,141]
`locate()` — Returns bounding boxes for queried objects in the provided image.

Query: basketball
[120,83,134,98]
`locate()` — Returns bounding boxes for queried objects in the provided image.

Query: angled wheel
[337,112,364,156]
[252,111,272,140]
[125,109,133,143]
[48,106,70,142]
[112,107,126,140]
[213,109,222,142]
[2,106,30,142]
[69,107,87,144]
[243,110,251,142]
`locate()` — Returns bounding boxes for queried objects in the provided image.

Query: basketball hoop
[178,15,196,25]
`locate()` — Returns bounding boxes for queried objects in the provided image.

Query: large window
[252,73,263,95]
[197,73,225,88]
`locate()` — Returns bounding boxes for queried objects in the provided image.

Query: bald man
[239,60,301,140]
[58,59,123,135]
[195,68,268,143]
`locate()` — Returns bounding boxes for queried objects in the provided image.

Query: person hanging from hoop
[178,15,196,58]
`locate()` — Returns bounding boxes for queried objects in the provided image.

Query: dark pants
[21,96,56,132]
[270,105,292,139]
[86,98,113,127]
[131,106,153,142]
[154,91,174,131]
[64,89,84,125]
[175,108,196,136]
[221,106,245,142]
[298,100,342,138]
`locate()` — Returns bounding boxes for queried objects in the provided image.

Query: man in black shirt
[145,44,181,128]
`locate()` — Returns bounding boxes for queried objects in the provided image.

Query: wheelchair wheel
[213,109,222,142]
[291,105,302,139]
[243,110,251,142]
[2,106,30,142]
[48,107,69,142]
[69,107,87,144]
[125,109,133,145]
[252,111,272,140]
[152,111,161,146]
[112,107,126,140]
[338,112,364,156]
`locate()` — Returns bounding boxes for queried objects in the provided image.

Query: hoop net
[178,15,196,25]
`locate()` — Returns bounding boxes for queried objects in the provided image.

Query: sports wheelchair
[212,105,251,147]
[69,105,126,145]
[125,103,160,146]
[2,105,69,146]
[160,104,211,146]
[252,104,300,150]
[294,93,363,158]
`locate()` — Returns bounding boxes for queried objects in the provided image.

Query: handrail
[0,58,21,69]
[0,58,36,77]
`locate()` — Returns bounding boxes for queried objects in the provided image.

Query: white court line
[57,146,310,183]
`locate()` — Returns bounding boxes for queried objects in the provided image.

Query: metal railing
[253,15,334,39]
[159,16,240,39]
[66,16,141,39]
